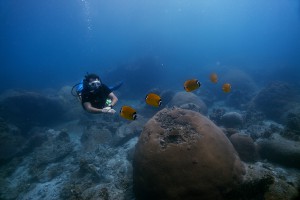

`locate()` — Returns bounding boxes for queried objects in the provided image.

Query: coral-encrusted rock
[229,133,258,162]
[0,90,65,132]
[168,92,208,115]
[30,129,73,168]
[250,82,298,122]
[257,133,300,169]
[226,162,299,200]
[282,105,300,141]
[112,118,146,146]
[140,89,175,118]
[133,108,245,200]
[209,108,226,126]
[221,112,243,128]
[0,123,24,163]
[284,106,300,131]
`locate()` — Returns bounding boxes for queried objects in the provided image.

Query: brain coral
[133,108,245,200]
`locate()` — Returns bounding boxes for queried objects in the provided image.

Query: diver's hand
[103,106,112,111]
[107,108,116,114]
[102,107,116,114]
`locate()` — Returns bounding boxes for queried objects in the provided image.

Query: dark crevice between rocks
[223,174,274,200]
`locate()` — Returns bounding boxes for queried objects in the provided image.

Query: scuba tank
[71,80,84,98]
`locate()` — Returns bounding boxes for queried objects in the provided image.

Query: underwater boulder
[179,103,204,114]
[0,122,51,164]
[159,90,175,106]
[133,108,245,200]
[229,133,258,162]
[30,129,73,168]
[139,89,175,118]
[226,162,299,200]
[168,91,208,115]
[220,69,258,108]
[257,133,300,169]
[57,85,76,105]
[56,85,85,120]
[281,105,300,141]
[0,121,24,164]
[250,82,299,123]
[145,88,175,107]
[112,117,146,147]
[0,90,66,133]
[221,112,243,128]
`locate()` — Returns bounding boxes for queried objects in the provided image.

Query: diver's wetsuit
[81,84,112,109]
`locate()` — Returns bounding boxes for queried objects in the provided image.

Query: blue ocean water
[1,0,300,92]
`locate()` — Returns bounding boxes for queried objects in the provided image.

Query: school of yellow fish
[120,72,231,120]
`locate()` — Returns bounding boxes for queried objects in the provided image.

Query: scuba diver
[71,73,123,114]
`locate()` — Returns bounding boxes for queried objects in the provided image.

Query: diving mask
[89,80,101,90]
